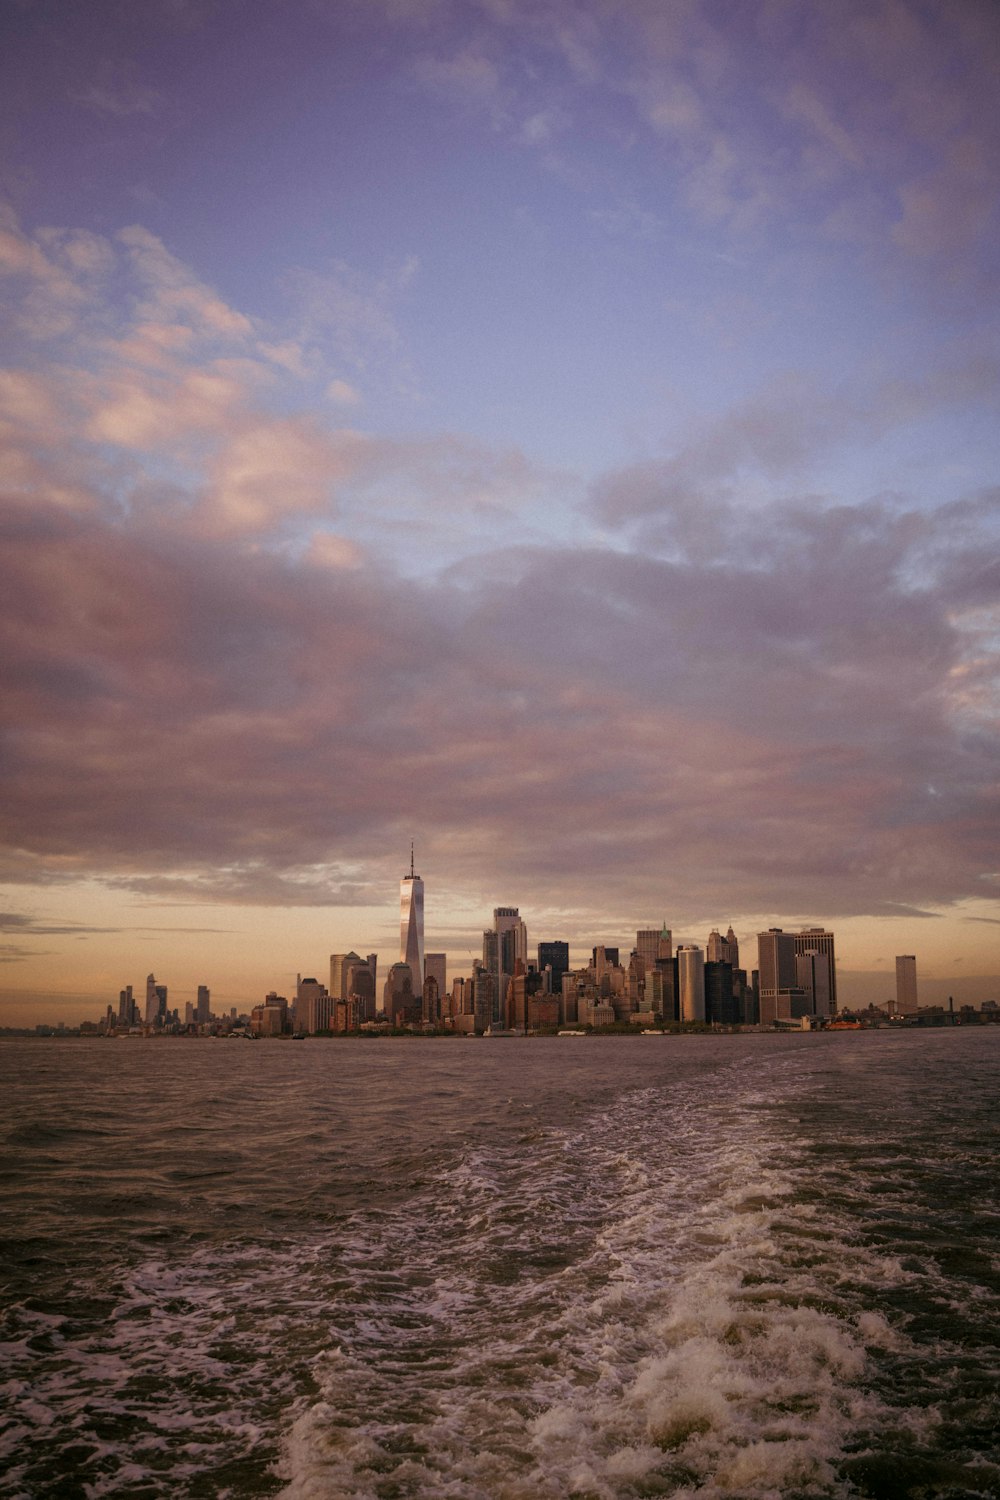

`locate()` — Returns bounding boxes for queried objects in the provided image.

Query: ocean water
[1,1031,998,1499]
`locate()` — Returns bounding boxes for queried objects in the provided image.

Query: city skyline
[1,1,999,1026]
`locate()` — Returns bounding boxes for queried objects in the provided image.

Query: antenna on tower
[410,841,415,878]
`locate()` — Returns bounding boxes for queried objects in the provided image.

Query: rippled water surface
[1,1031,998,1498]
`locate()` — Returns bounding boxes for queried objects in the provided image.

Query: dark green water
[1,1030,997,1498]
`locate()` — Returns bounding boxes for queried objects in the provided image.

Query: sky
[1,0,998,1023]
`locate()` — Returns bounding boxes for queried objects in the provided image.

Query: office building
[757,929,799,1026]
[796,950,832,1018]
[196,985,211,1024]
[677,945,705,1023]
[706,926,739,968]
[425,952,447,998]
[330,951,364,1001]
[538,940,569,995]
[896,955,918,1016]
[400,846,425,987]
[793,929,837,1014]
[383,962,415,1026]
[485,907,527,1027]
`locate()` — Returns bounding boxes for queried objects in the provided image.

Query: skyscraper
[793,929,837,1014]
[796,950,832,1018]
[196,985,211,1024]
[677,945,705,1024]
[707,926,739,967]
[756,929,799,1025]
[538,940,569,995]
[896,955,918,1016]
[485,907,526,1027]
[400,845,424,988]
[425,952,447,998]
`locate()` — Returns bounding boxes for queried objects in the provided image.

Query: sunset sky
[2,0,998,1023]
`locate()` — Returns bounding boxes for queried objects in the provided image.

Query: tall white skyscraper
[400,845,424,988]
[896,955,918,1015]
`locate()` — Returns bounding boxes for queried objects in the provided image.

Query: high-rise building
[896,955,918,1016]
[704,961,738,1024]
[591,946,620,970]
[346,961,376,1022]
[425,952,447,998]
[707,926,739,967]
[144,973,159,1026]
[330,951,364,1000]
[635,930,659,971]
[400,846,424,987]
[196,985,211,1024]
[296,977,328,1034]
[384,962,415,1026]
[757,929,799,1025]
[793,929,837,1014]
[486,907,526,1027]
[538,940,569,995]
[677,946,705,1023]
[796,950,832,1018]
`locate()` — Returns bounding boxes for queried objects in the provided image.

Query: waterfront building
[538,940,569,995]
[896,955,918,1016]
[796,950,832,1018]
[425,952,447,999]
[704,960,738,1024]
[144,973,159,1026]
[383,962,415,1026]
[296,977,330,1034]
[346,961,376,1022]
[757,929,800,1026]
[677,945,706,1024]
[485,907,527,1028]
[330,951,364,1001]
[793,929,837,1014]
[422,974,440,1025]
[196,984,211,1024]
[400,846,425,987]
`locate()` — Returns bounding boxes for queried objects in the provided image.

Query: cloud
[0,199,996,938]
[1,466,997,927]
[70,60,162,118]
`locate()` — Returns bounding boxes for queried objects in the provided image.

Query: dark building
[591,946,619,968]
[538,940,570,995]
[704,961,739,1025]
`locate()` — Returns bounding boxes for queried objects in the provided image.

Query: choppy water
[1,1031,998,1499]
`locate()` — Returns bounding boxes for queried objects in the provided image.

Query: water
[1,1031,998,1498]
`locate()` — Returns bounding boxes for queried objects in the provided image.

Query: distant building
[425,952,447,999]
[485,908,527,1028]
[196,985,211,1024]
[757,929,807,1025]
[383,962,415,1026]
[251,993,287,1036]
[400,845,425,987]
[707,926,739,968]
[144,973,160,1027]
[796,950,832,1018]
[329,951,364,1001]
[346,961,375,1023]
[538,940,569,995]
[704,961,738,1024]
[896,955,918,1016]
[793,929,837,1014]
[677,945,705,1023]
